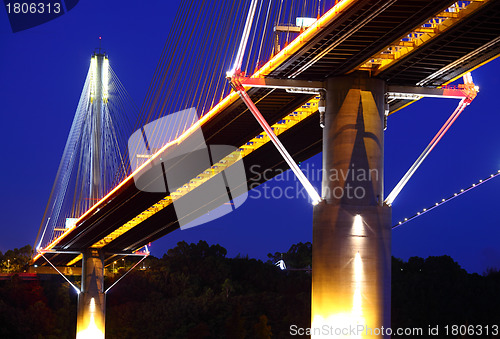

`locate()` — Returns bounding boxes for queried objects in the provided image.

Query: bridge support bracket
[229,74,322,205]
[235,75,325,92]
[75,248,149,338]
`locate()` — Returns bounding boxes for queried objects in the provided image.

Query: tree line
[0,241,499,338]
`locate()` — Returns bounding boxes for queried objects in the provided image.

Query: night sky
[1,0,499,274]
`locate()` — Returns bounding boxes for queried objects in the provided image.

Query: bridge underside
[34,0,500,268]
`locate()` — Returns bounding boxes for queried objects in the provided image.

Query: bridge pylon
[312,73,391,338]
[76,51,107,339]
[76,249,105,339]
[89,52,107,201]
[32,45,145,338]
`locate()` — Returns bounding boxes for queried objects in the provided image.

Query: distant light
[275,260,286,270]
[352,215,365,236]
[76,298,103,338]
[66,218,78,229]
[296,17,316,27]
[395,170,500,228]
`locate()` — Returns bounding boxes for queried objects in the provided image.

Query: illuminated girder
[86,96,320,252]
[34,0,358,264]
[356,0,492,75]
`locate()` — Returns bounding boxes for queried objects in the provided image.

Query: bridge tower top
[95,36,105,56]
[89,51,109,202]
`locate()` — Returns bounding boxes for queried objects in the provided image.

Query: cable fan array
[130,0,341,157]
[35,55,137,250]
[35,0,343,250]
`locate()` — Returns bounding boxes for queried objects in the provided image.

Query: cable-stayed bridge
[30,0,500,337]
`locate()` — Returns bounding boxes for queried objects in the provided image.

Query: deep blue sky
[1,0,499,274]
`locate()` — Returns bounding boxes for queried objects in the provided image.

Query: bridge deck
[34,0,500,267]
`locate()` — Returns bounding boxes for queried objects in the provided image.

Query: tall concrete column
[76,248,106,339]
[312,73,391,338]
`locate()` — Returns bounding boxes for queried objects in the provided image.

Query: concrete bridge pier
[312,73,391,338]
[76,248,106,339]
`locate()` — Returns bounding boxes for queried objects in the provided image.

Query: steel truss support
[230,75,322,205]
[37,247,148,339]
[386,84,478,100]
[38,252,81,294]
[385,73,477,206]
[75,248,149,339]
[237,76,325,92]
